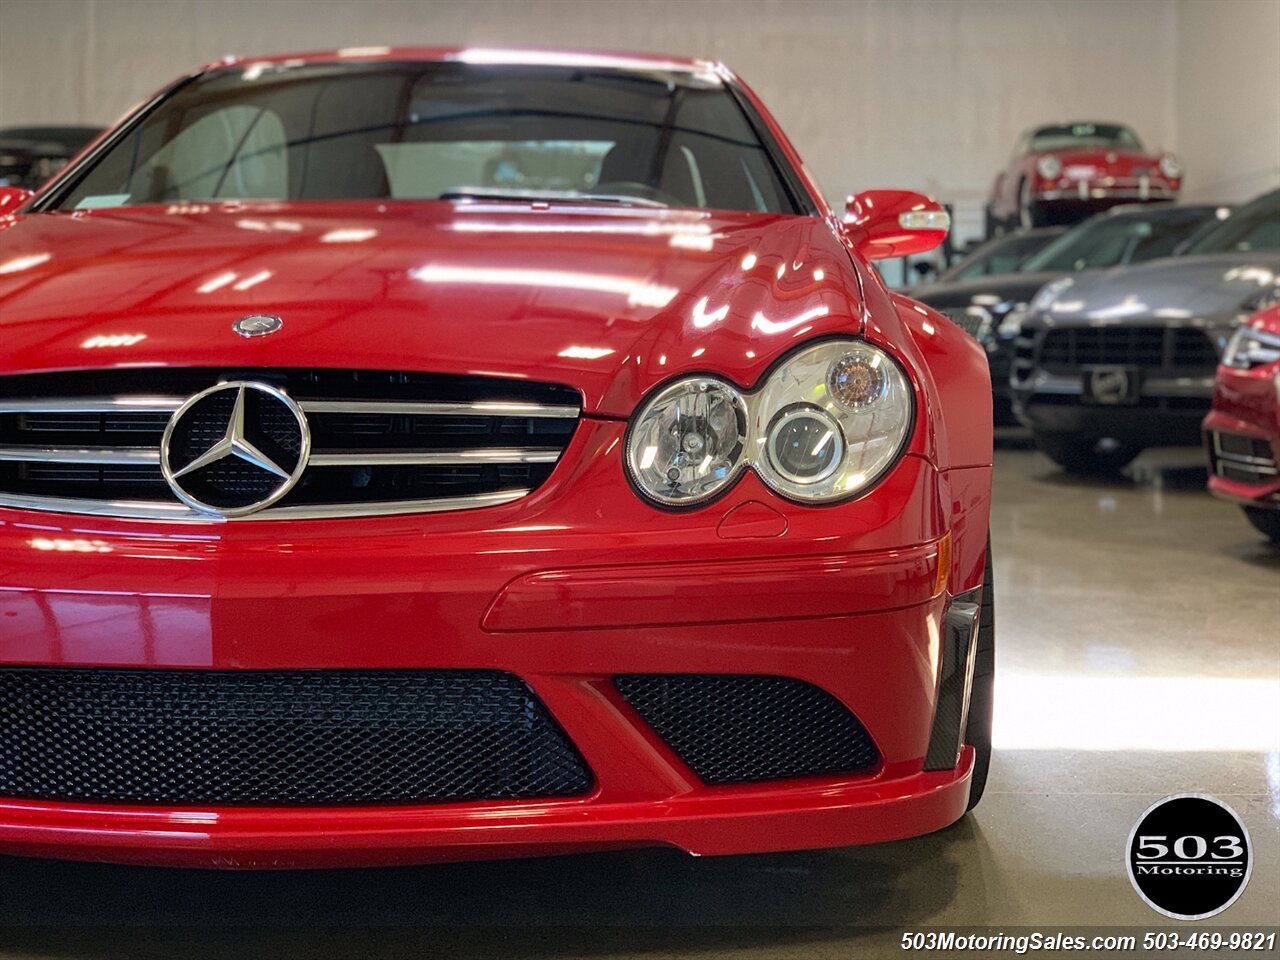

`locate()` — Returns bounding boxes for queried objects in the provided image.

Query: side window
[130,106,287,202]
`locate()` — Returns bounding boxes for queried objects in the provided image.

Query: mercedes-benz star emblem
[161,381,310,517]
[233,315,283,338]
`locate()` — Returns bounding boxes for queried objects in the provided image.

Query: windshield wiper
[438,187,668,209]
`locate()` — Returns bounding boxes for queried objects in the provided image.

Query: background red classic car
[986,121,1182,235]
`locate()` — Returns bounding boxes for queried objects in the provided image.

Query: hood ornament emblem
[233,314,283,338]
[161,381,311,517]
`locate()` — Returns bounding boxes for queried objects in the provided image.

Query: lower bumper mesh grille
[615,674,879,785]
[0,669,592,806]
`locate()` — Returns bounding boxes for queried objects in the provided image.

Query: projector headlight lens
[627,340,914,507]
[766,406,845,485]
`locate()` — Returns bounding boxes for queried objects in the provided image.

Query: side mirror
[0,186,36,216]
[843,190,950,261]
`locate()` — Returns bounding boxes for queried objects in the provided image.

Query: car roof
[200,47,721,77]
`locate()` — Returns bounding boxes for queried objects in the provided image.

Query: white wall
[1175,0,1280,203]
[0,0,1268,232]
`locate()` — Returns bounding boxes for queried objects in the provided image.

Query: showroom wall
[1175,0,1280,203]
[1,0,1277,233]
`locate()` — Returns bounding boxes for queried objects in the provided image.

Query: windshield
[1020,207,1221,272]
[1183,190,1280,254]
[938,230,1062,282]
[48,61,798,215]
[1029,123,1143,153]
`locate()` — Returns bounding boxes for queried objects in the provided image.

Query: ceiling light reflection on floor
[994,671,1280,751]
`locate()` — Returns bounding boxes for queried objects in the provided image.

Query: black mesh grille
[0,668,592,806]
[615,674,879,785]
[1036,326,1219,373]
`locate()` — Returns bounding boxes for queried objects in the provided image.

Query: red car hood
[0,202,863,416]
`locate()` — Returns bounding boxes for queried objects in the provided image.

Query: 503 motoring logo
[1127,793,1254,920]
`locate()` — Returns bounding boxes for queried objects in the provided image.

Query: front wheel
[1033,432,1142,475]
[965,537,995,812]
[1243,506,1280,543]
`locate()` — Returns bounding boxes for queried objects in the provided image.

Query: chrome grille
[0,369,580,520]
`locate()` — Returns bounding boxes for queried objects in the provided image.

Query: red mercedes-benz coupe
[0,48,993,868]
[986,121,1181,233]
[1204,304,1280,543]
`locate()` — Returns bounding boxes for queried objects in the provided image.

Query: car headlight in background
[1222,325,1280,370]
[625,340,914,507]
[1030,276,1074,313]
[1158,153,1183,179]
[1035,155,1062,180]
[998,304,1029,340]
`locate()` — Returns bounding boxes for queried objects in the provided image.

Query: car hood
[912,271,1061,312]
[0,201,863,416]
[1038,252,1280,325]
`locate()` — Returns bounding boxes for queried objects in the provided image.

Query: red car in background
[0,48,993,868]
[1204,305,1280,543]
[986,122,1181,234]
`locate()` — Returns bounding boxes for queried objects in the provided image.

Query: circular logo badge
[161,381,310,517]
[233,314,283,338]
[1127,793,1252,920]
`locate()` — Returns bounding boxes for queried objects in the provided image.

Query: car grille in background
[0,668,592,806]
[1208,431,1279,485]
[615,674,880,785]
[0,368,580,519]
[1032,326,1219,374]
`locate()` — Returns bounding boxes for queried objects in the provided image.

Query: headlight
[1158,154,1182,179]
[1031,277,1074,313]
[1222,325,1280,370]
[998,305,1029,339]
[1035,155,1062,180]
[626,340,914,507]
[624,377,748,506]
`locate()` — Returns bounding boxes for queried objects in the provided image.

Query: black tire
[1033,432,1142,475]
[965,537,995,812]
[1243,506,1280,543]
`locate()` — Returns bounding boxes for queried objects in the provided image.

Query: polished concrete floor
[2,441,1278,958]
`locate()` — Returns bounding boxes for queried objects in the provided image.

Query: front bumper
[0,419,991,867]
[1012,371,1212,444]
[1203,364,1280,508]
[1036,176,1177,205]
